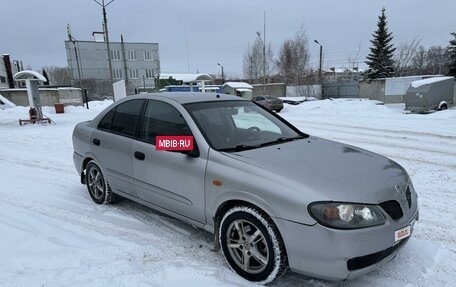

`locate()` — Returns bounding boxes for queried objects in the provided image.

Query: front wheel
[220,206,287,284]
[85,161,117,204]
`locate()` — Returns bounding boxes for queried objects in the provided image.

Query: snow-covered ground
[0,99,455,286]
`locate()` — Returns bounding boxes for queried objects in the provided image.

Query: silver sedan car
[72,92,418,284]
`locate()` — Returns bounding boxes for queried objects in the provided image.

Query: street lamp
[217,62,224,84]
[314,40,323,84]
[256,31,266,96]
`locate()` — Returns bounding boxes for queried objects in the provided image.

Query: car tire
[85,161,118,204]
[275,109,283,113]
[441,103,448,110]
[220,205,287,284]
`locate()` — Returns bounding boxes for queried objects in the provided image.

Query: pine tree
[447,32,456,76]
[365,7,396,79]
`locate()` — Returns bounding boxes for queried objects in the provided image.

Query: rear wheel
[275,108,283,113]
[85,161,117,204]
[220,206,287,284]
[441,103,448,110]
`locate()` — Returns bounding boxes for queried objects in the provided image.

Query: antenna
[67,24,73,41]
[186,34,190,73]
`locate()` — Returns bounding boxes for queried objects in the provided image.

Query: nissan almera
[72,92,418,284]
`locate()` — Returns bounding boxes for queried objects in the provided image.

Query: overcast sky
[1,0,455,78]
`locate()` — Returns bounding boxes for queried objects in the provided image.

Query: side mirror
[181,148,200,158]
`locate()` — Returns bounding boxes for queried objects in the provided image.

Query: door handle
[93,138,101,146]
[134,151,145,161]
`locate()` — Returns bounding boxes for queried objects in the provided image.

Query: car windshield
[185,100,306,151]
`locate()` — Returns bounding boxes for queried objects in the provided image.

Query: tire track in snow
[0,155,75,175]
[300,123,456,157]
[296,119,456,141]
[291,123,456,168]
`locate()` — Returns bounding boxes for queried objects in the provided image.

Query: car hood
[223,136,408,204]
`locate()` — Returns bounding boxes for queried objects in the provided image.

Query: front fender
[204,150,317,231]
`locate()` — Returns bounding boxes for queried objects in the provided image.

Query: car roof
[125,92,248,104]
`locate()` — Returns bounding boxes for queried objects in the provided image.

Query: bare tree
[425,45,448,75]
[276,27,310,85]
[42,66,72,86]
[243,39,274,84]
[411,45,427,74]
[394,38,421,76]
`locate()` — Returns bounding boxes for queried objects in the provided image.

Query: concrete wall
[0,88,83,107]
[286,85,322,98]
[252,83,286,97]
[360,80,385,102]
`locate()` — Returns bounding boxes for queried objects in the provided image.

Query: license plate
[395,225,411,242]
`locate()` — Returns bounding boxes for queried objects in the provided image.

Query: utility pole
[94,0,115,94]
[256,11,266,95]
[67,24,83,91]
[314,40,323,83]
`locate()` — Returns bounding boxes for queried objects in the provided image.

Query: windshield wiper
[219,136,304,152]
[260,136,305,147]
[219,144,261,152]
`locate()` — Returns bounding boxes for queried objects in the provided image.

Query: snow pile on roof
[411,76,454,88]
[223,82,253,89]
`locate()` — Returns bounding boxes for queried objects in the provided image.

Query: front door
[132,99,207,223]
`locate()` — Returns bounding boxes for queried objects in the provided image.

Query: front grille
[379,200,403,220]
[405,185,412,208]
[347,238,409,271]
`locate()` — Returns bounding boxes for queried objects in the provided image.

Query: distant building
[64,38,160,94]
[159,73,215,92]
[323,67,365,82]
[0,54,23,89]
[223,82,253,99]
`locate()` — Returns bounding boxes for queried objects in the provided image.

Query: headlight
[308,202,386,229]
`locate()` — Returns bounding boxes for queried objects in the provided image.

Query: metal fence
[322,81,359,99]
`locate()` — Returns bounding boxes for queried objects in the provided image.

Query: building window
[0,76,6,83]
[144,50,154,61]
[128,50,137,61]
[111,50,121,60]
[145,69,153,79]
[129,69,139,79]
[113,69,123,79]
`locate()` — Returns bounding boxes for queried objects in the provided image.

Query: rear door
[132,99,207,223]
[91,99,145,196]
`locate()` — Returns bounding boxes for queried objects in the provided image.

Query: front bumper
[275,208,418,280]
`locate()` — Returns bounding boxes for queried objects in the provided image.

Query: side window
[142,100,191,144]
[110,100,145,137]
[98,108,115,131]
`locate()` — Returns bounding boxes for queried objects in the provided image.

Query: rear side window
[98,109,115,131]
[98,99,145,137]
